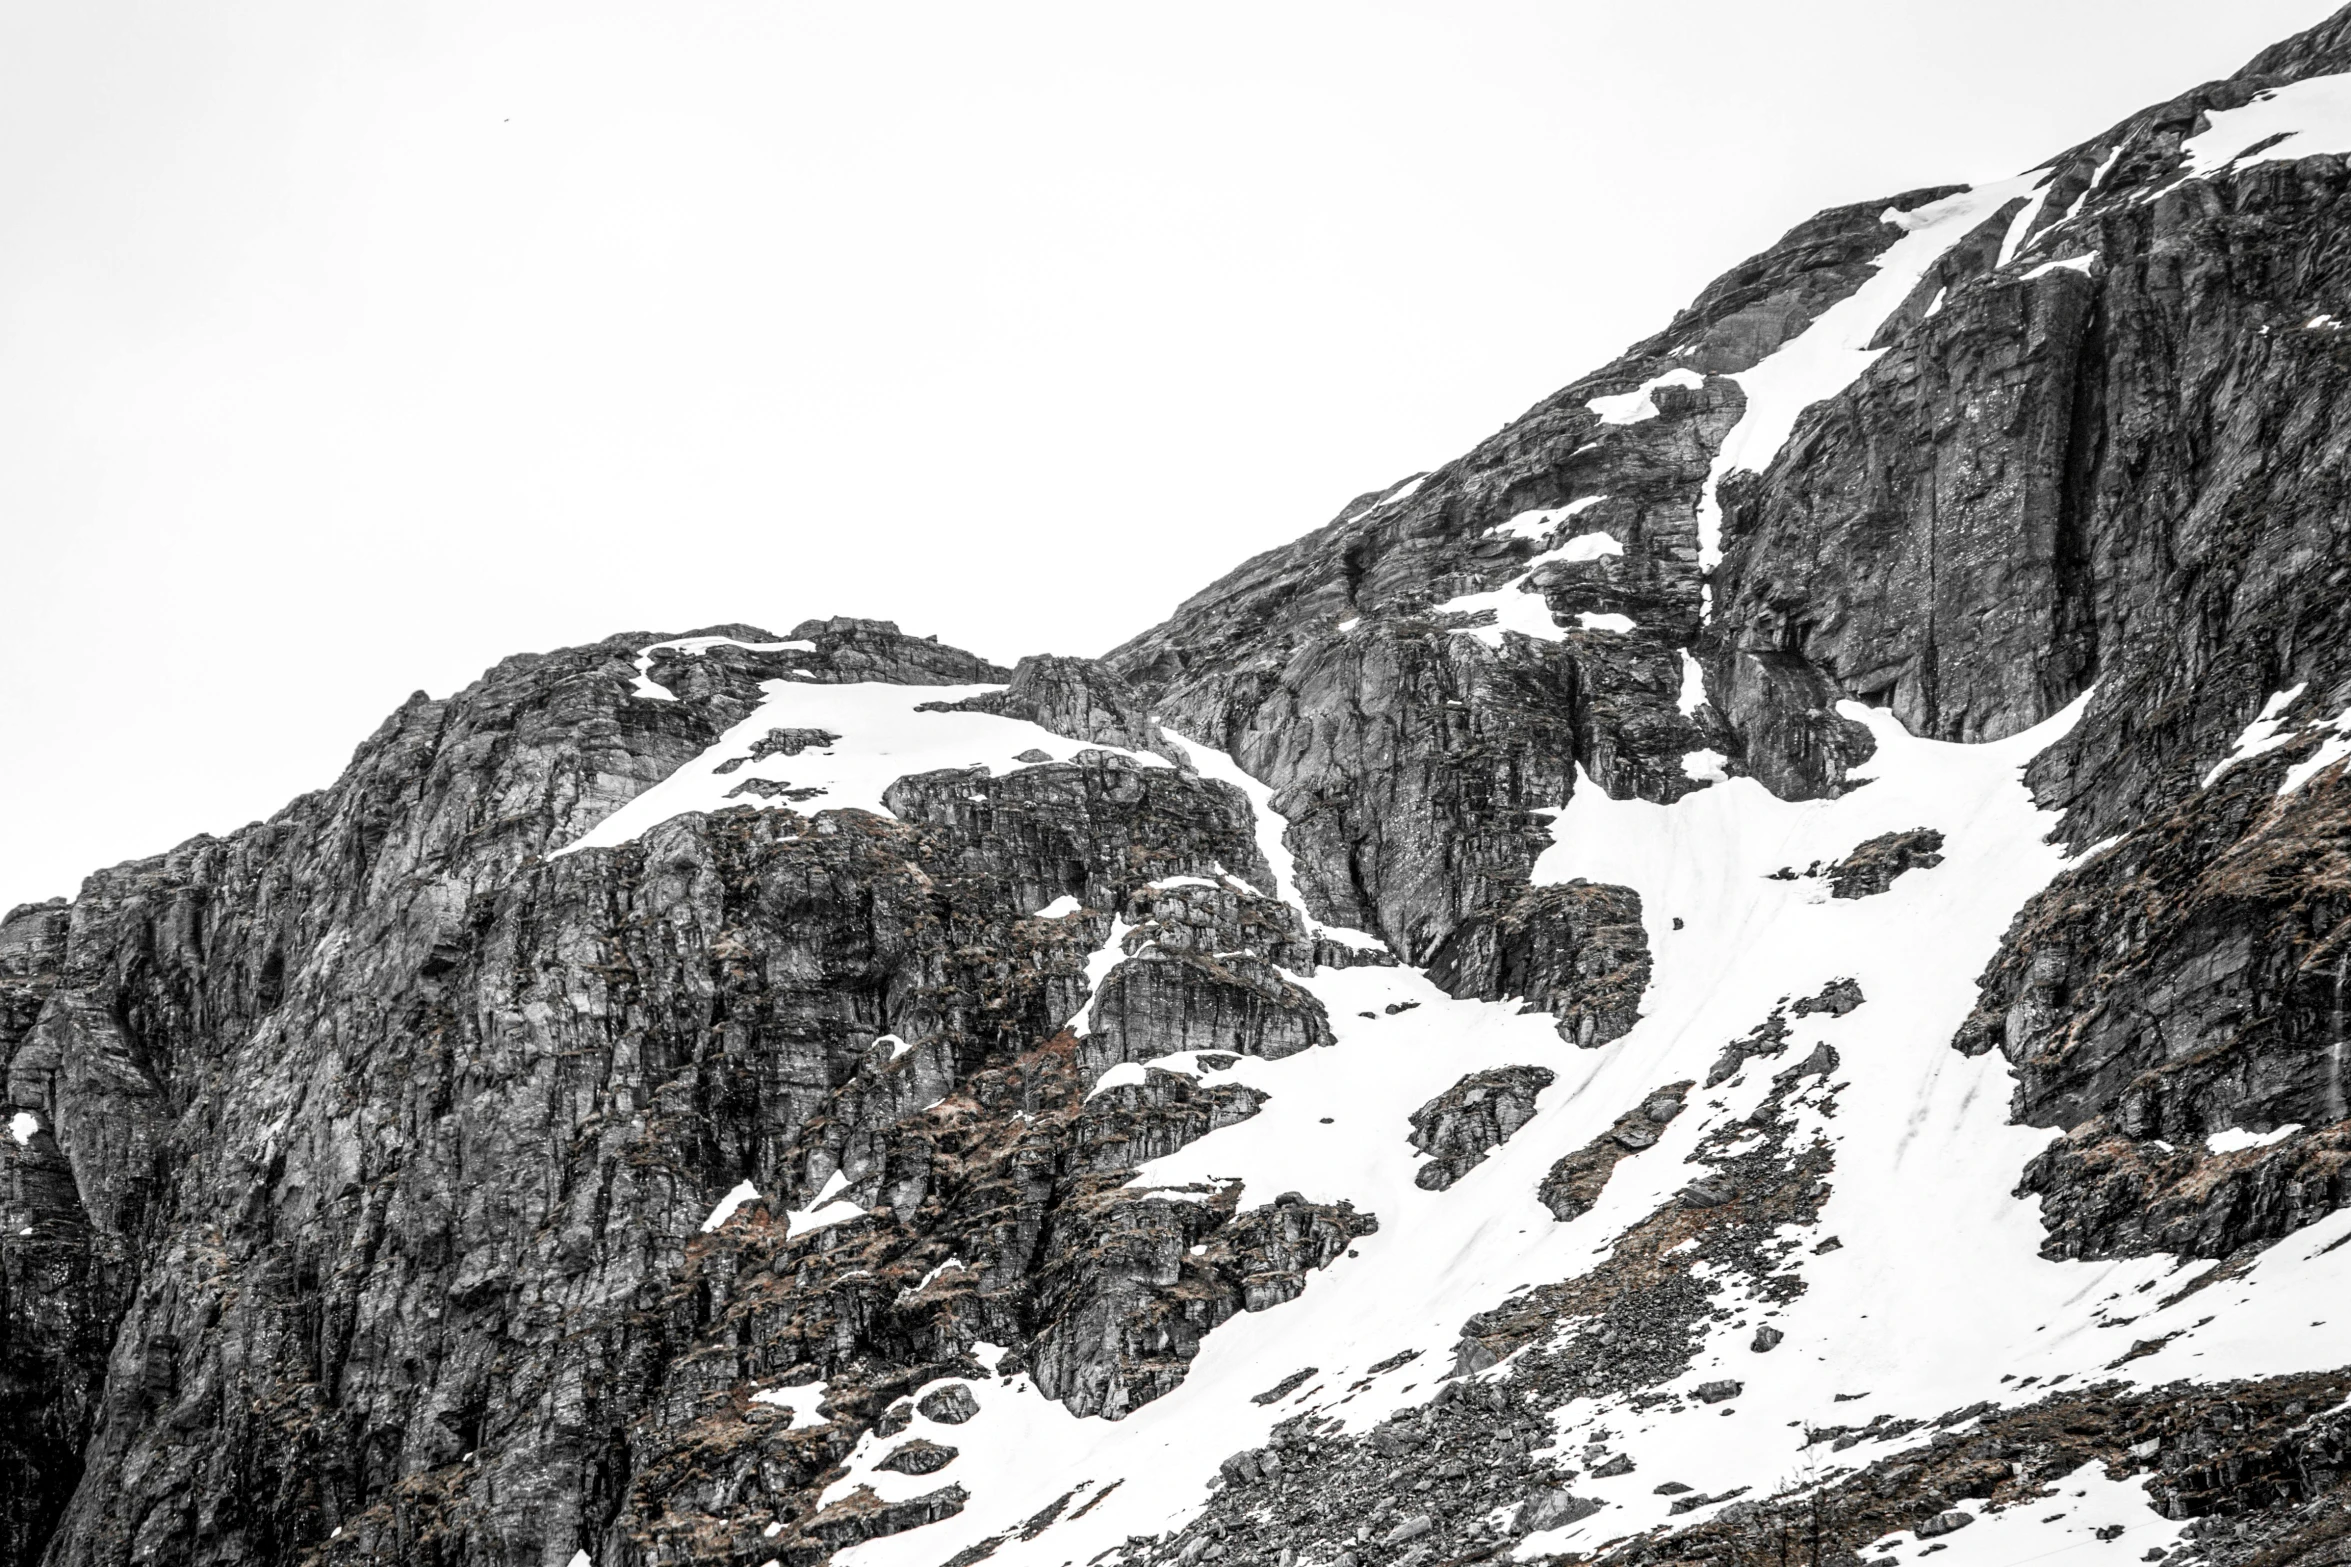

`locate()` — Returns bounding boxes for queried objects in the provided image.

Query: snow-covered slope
[805,698,2350,1567]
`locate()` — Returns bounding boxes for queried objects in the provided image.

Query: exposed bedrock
[1081,949,1335,1078]
[1026,1191,1376,1420]
[1423,879,1651,1048]
[1957,743,2351,1260]
[1406,1065,1556,1191]
[919,653,1171,757]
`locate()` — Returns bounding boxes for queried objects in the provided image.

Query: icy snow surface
[1695,174,2050,572]
[830,691,2351,1567]
[559,661,1171,857]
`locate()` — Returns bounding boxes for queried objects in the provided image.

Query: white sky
[1,0,2333,909]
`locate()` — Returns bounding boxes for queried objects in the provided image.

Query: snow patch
[1489,497,1606,542]
[2204,683,2307,786]
[1586,369,1704,426]
[1864,1459,2185,1567]
[1033,895,1084,919]
[1995,173,2057,268]
[2207,1124,2302,1155]
[701,1180,761,1234]
[2022,254,2097,281]
[2181,73,2351,178]
[1154,734,1384,952]
[1345,475,1427,523]
[1680,748,1729,783]
[1073,917,1136,1036]
[1430,527,1625,649]
[750,1379,832,1430]
[2279,704,2351,796]
[787,1169,865,1239]
[1677,650,1709,717]
[556,681,1170,857]
[1576,612,1636,633]
[911,1257,966,1292]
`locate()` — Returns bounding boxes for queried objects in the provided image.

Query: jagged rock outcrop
[922,655,1170,756]
[1424,880,1650,1047]
[1956,745,2351,1259]
[1082,950,1334,1078]
[1536,1084,1689,1222]
[1405,1066,1555,1191]
[1027,1190,1375,1420]
[1827,829,1946,899]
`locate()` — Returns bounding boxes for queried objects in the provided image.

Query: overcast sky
[2,0,2334,908]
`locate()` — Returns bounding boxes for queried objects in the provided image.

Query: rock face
[1826,829,1946,900]
[0,620,1368,1565]
[1536,1084,1689,1223]
[1406,1066,1555,1191]
[1084,949,1335,1076]
[1424,881,1650,1048]
[17,10,2351,1567]
[1956,745,2351,1259]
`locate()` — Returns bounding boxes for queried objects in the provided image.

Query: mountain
[10,11,2351,1567]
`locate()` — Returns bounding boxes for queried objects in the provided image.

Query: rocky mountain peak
[12,8,2351,1567]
